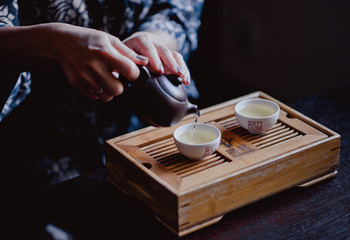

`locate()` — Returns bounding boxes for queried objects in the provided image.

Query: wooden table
[5,87,350,240]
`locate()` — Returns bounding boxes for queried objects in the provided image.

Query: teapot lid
[156,74,187,102]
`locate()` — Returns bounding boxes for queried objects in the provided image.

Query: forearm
[0,24,56,74]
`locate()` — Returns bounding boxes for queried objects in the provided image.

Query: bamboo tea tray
[105,91,340,236]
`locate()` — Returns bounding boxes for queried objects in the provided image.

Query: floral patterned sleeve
[0,0,31,122]
[127,0,204,62]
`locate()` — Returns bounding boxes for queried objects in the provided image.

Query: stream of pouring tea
[189,110,200,142]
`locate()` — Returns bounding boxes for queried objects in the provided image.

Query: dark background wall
[189,0,350,108]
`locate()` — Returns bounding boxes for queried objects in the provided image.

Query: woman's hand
[122,31,191,86]
[47,23,149,102]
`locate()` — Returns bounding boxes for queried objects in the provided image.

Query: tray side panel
[177,136,340,234]
[105,142,179,230]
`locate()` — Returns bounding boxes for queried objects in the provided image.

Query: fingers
[86,36,145,101]
[89,60,124,101]
[123,32,191,85]
[63,64,114,102]
[157,46,178,74]
[108,35,149,73]
[123,33,164,74]
[170,51,191,86]
[62,64,99,100]
[157,48,191,85]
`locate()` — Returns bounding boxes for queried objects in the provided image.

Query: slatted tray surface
[105,91,340,236]
[139,117,304,180]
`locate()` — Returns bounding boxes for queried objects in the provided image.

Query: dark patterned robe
[0,0,203,195]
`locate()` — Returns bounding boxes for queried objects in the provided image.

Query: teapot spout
[186,101,198,115]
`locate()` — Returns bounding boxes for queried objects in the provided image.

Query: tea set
[120,66,280,160]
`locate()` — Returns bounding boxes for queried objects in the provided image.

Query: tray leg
[155,215,224,237]
[297,170,338,187]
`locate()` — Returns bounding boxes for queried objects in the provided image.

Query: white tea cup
[235,99,280,134]
[173,123,221,160]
